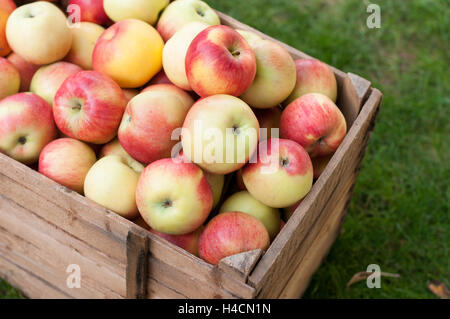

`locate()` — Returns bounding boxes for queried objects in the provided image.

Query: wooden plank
[0,153,131,246]
[0,167,128,264]
[146,231,256,299]
[0,194,126,298]
[279,188,351,298]
[339,73,372,126]
[126,227,149,299]
[248,89,382,296]
[218,249,264,282]
[147,277,187,299]
[0,255,69,299]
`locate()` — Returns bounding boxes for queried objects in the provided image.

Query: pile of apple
[0,0,346,265]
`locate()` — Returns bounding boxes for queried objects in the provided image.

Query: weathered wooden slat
[248,89,382,296]
[218,249,264,282]
[0,194,126,298]
[126,227,149,299]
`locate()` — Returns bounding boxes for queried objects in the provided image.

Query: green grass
[1,0,448,299]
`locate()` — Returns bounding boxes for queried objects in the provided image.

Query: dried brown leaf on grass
[346,271,400,289]
[428,281,450,299]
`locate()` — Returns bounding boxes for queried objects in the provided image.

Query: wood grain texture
[248,89,382,297]
[218,249,264,282]
[126,227,149,299]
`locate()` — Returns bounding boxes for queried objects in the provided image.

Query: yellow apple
[65,22,105,70]
[104,0,169,25]
[6,1,72,65]
[84,155,140,219]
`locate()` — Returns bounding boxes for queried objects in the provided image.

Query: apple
[0,93,56,165]
[6,1,72,65]
[181,94,260,174]
[175,149,224,209]
[7,53,40,92]
[284,58,338,105]
[186,25,257,97]
[103,0,169,25]
[156,0,220,42]
[118,84,194,164]
[0,57,20,100]
[147,69,173,86]
[312,153,333,179]
[99,138,145,173]
[219,191,281,240]
[122,89,139,102]
[53,70,127,144]
[65,22,105,70]
[136,158,213,235]
[150,226,203,256]
[84,155,140,219]
[242,138,313,208]
[253,106,282,140]
[203,170,225,209]
[280,220,285,231]
[93,19,164,88]
[198,211,270,265]
[163,21,209,91]
[0,0,16,57]
[237,30,296,109]
[68,0,111,25]
[38,138,96,193]
[30,62,82,106]
[0,0,15,13]
[280,93,347,157]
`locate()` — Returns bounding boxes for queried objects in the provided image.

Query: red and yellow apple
[6,1,72,65]
[198,211,270,265]
[53,70,127,144]
[136,158,213,235]
[0,93,56,164]
[84,155,140,219]
[103,0,169,25]
[118,84,194,164]
[185,25,257,97]
[30,62,82,106]
[7,53,39,92]
[280,93,347,157]
[219,191,281,240]
[284,58,338,105]
[156,0,220,42]
[242,138,313,208]
[99,138,145,173]
[181,94,260,174]
[38,138,96,193]
[163,21,209,90]
[0,57,20,100]
[67,0,111,25]
[237,30,296,109]
[65,22,105,70]
[93,19,164,88]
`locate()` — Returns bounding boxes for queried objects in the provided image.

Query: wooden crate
[0,11,382,299]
